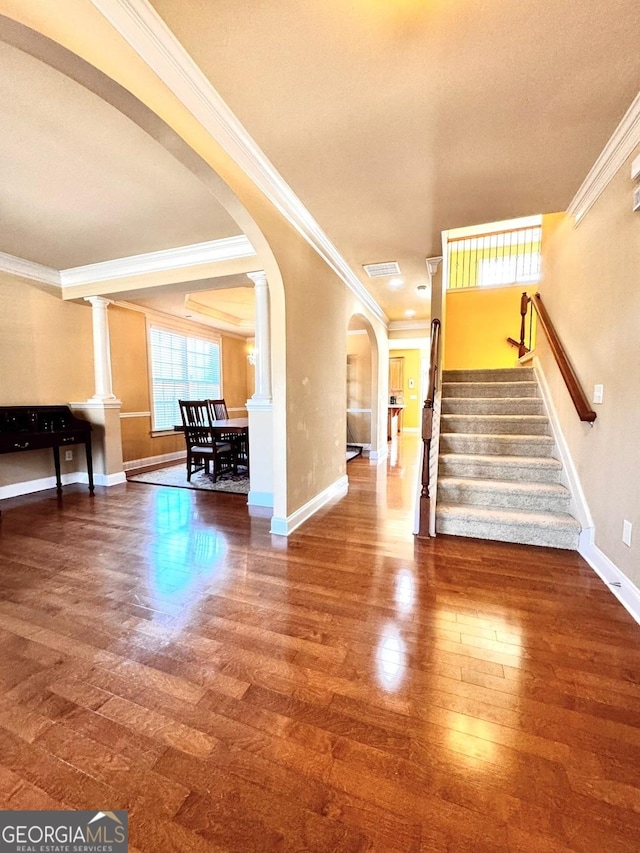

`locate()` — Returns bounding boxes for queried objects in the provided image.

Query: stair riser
[438,459,562,483]
[441,398,545,415]
[442,368,534,383]
[441,416,551,436]
[435,515,579,550]
[437,485,570,513]
[442,382,539,398]
[440,435,555,457]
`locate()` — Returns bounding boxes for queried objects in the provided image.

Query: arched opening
[346,313,379,462]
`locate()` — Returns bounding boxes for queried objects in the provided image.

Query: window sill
[150,429,179,438]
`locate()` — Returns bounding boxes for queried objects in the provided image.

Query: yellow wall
[443,284,531,370]
[441,213,567,369]
[389,349,421,429]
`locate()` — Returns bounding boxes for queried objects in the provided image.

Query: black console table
[0,405,94,499]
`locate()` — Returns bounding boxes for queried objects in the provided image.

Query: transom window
[149,325,221,431]
[447,225,542,290]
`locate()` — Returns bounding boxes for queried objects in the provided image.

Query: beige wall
[538,148,640,586]
[0,274,94,485]
[0,9,383,520]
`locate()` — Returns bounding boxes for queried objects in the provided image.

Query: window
[149,326,221,431]
[447,225,542,289]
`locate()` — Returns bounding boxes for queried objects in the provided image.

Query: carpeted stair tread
[437,476,571,512]
[442,396,545,415]
[442,381,539,398]
[442,368,534,382]
[436,503,580,549]
[436,367,580,549]
[440,433,555,457]
[441,414,551,435]
[438,452,562,483]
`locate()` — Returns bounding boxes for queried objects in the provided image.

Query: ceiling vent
[363,261,401,278]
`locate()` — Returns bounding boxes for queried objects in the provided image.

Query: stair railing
[417,318,441,537]
[515,292,596,423]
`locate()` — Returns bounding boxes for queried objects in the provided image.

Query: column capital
[247,270,268,287]
[84,295,113,308]
[425,256,443,277]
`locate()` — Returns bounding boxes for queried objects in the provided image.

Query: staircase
[435,367,581,549]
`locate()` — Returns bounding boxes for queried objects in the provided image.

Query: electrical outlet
[622,520,632,547]
[593,384,604,404]
[64,450,73,462]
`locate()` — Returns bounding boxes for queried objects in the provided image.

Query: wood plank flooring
[0,434,639,851]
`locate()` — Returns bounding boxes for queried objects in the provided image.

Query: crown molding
[0,251,61,287]
[60,234,255,288]
[184,295,254,328]
[567,91,640,224]
[89,0,388,326]
[388,319,430,332]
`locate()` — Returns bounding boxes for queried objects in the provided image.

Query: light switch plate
[623,520,632,547]
[593,384,604,404]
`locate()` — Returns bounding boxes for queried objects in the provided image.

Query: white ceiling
[2,2,640,329]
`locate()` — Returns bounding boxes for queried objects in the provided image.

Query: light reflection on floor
[146,489,229,627]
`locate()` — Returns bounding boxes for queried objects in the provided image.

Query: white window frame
[477,252,541,288]
[146,321,223,434]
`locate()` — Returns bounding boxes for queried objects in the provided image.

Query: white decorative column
[247,270,272,401]
[85,296,117,400]
[70,296,125,487]
[246,271,274,508]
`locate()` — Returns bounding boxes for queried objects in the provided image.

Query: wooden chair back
[208,399,228,421]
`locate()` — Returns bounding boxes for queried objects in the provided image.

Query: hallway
[0,435,638,851]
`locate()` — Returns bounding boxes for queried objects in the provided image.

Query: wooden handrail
[417,318,441,537]
[519,292,596,423]
[425,318,441,408]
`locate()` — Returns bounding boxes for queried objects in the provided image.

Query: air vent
[363,261,401,278]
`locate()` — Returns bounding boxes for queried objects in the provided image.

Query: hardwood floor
[0,434,639,852]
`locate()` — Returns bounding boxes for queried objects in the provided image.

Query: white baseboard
[531,356,594,530]
[579,535,640,626]
[123,450,186,471]
[78,471,127,487]
[0,468,126,499]
[248,490,273,508]
[270,474,348,536]
[369,447,388,463]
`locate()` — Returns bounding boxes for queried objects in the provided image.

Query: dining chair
[178,400,234,482]
[208,399,228,420]
[207,398,248,471]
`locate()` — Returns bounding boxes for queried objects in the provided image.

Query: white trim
[69,399,123,410]
[369,447,388,463]
[388,320,430,332]
[60,235,255,287]
[246,398,273,412]
[346,408,372,414]
[248,490,274,508]
[568,91,640,223]
[579,533,640,627]
[0,469,126,499]
[89,0,387,326]
[123,449,186,471]
[0,473,80,500]
[530,354,594,531]
[270,474,348,536]
[77,471,127,487]
[0,252,61,287]
[120,411,151,419]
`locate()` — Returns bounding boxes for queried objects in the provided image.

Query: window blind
[149,326,221,430]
